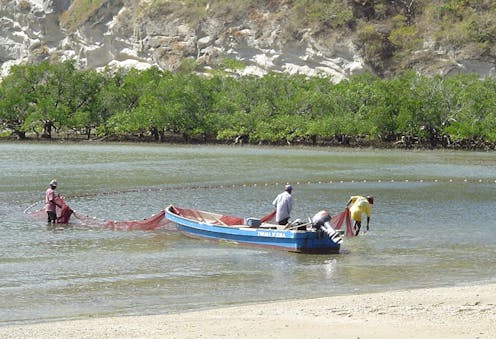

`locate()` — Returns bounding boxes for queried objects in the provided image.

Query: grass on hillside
[59,0,108,31]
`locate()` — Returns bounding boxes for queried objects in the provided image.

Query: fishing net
[25,195,73,224]
[26,195,347,234]
[331,207,354,237]
[260,210,276,223]
[25,196,170,231]
[72,210,169,230]
[170,206,276,226]
[219,210,276,225]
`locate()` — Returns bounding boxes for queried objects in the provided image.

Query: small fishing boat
[165,205,344,254]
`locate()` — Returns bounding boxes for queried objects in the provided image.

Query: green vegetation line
[1,61,495,150]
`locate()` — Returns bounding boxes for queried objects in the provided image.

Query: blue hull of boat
[165,206,340,254]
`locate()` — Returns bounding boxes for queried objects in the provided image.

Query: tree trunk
[42,121,53,139]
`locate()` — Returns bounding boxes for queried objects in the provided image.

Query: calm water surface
[1,143,496,325]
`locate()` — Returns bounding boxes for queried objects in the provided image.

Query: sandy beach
[1,283,495,338]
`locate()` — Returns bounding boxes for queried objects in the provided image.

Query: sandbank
[1,283,495,338]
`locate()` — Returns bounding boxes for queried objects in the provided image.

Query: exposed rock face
[0,0,365,80]
[0,1,494,80]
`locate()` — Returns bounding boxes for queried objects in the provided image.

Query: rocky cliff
[1,0,495,80]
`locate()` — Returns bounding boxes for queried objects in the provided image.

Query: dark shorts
[47,211,57,223]
[278,217,289,226]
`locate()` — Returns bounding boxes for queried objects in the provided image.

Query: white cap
[50,179,58,187]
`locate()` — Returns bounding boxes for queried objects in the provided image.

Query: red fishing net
[25,196,170,231]
[73,210,169,230]
[260,210,276,223]
[26,196,349,235]
[170,206,276,226]
[56,196,74,223]
[25,195,73,224]
[218,210,275,225]
[331,207,354,237]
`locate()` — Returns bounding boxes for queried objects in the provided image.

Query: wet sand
[1,283,495,338]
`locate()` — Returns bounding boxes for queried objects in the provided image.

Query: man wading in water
[346,195,374,235]
[45,179,61,223]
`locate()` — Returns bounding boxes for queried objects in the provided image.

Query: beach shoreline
[1,283,495,338]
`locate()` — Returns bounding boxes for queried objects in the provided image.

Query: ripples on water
[1,143,496,325]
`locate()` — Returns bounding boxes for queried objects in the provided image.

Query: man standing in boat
[346,195,374,235]
[272,184,293,226]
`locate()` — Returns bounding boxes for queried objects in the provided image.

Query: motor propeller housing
[311,210,343,244]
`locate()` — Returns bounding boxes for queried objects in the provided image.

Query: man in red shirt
[45,179,60,223]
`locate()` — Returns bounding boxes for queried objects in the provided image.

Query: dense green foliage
[1,61,496,148]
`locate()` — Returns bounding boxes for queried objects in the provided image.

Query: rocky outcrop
[0,1,494,80]
[0,0,364,80]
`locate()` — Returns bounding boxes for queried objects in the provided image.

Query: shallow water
[1,143,496,325]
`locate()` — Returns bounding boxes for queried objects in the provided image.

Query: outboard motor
[311,210,343,244]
